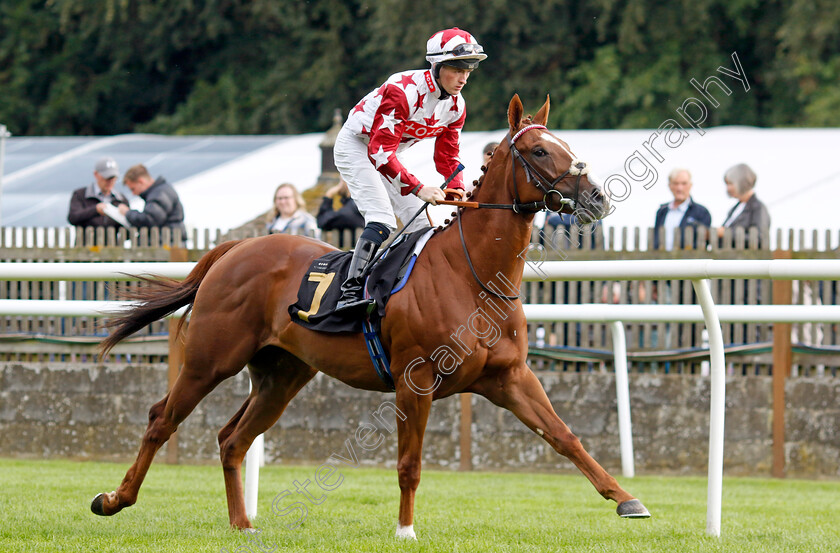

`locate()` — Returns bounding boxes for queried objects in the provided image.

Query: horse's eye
[532,147,548,157]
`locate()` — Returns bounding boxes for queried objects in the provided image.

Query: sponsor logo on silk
[424,71,436,93]
[403,121,445,139]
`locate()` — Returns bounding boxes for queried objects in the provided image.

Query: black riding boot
[334,237,380,312]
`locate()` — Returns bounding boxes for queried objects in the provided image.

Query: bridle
[506,124,588,214]
[456,124,591,301]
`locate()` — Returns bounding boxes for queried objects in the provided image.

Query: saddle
[289,227,434,333]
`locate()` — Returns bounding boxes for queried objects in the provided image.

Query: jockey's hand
[417,186,445,205]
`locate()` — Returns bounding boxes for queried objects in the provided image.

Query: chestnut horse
[91,95,649,538]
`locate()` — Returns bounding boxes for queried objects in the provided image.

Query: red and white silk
[342,69,466,196]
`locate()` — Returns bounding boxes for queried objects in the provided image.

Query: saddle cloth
[289,228,434,333]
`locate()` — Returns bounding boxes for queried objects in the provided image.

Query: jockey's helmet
[425,28,487,74]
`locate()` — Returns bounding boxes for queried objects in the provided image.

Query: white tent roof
[3,127,839,249]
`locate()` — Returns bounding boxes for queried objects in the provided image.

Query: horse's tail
[99,240,243,357]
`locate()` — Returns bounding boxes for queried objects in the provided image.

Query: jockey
[333,27,487,311]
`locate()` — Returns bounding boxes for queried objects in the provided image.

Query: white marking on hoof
[395,524,416,540]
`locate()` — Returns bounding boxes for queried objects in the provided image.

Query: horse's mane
[433,115,536,233]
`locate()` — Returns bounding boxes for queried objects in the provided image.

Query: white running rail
[2,259,839,536]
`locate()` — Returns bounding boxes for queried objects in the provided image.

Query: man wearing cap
[67,157,130,230]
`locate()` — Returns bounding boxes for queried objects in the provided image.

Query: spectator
[482,141,499,168]
[650,169,712,355]
[717,163,771,242]
[653,168,712,251]
[316,178,364,232]
[267,183,319,238]
[119,164,186,241]
[67,157,129,230]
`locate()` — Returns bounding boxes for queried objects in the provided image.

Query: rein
[456,213,519,301]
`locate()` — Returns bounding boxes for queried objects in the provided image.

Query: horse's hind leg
[91,326,259,518]
[90,374,223,516]
[471,365,650,518]
[218,348,317,530]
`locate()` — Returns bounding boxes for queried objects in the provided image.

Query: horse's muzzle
[575,186,609,223]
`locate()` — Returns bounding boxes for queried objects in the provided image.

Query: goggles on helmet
[431,43,485,58]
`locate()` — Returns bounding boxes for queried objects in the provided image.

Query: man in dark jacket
[653,168,712,251]
[119,164,186,241]
[67,157,129,229]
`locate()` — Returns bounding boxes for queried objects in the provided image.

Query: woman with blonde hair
[266,183,319,238]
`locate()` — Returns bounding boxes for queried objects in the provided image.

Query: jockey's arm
[366,85,424,197]
[433,110,466,194]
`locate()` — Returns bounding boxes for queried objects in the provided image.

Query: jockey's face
[438,65,472,96]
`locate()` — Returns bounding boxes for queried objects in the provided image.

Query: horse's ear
[533,95,550,126]
[508,94,523,133]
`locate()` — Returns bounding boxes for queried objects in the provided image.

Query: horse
[91,94,650,539]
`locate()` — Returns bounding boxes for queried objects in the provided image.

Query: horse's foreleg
[393,383,433,540]
[218,361,317,530]
[472,366,650,518]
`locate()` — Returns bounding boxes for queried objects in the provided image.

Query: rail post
[459,393,473,471]
[771,250,793,478]
[691,278,725,538]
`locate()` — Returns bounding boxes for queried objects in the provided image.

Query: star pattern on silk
[374,84,387,98]
[370,146,392,169]
[424,114,439,126]
[450,97,459,112]
[379,110,399,134]
[439,28,473,48]
[353,100,366,114]
[414,93,425,110]
[391,171,412,190]
[398,74,416,89]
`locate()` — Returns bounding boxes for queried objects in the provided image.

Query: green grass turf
[0,458,838,552]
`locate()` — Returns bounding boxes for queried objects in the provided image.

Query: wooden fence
[0,224,837,376]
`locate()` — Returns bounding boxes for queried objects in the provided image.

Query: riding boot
[334,237,380,312]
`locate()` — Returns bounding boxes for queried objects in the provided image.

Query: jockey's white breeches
[333,127,427,233]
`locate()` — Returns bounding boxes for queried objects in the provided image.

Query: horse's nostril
[589,188,603,202]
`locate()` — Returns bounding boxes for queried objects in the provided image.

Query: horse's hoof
[395,524,417,540]
[90,493,107,516]
[617,499,651,518]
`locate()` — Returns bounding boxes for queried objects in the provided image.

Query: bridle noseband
[506,124,588,214]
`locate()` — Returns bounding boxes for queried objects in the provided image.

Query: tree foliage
[0,0,837,136]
